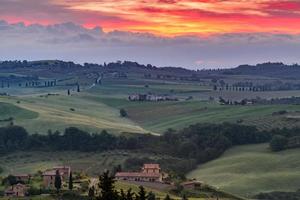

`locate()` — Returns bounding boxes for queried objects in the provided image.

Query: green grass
[0,150,179,177]
[0,94,148,135]
[0,102,38,121]
[187,143,300,198]
[2,87,300,135]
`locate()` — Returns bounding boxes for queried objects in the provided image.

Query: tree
[69,171,73,190]
[97,171,118,200]
[54,170,62,193]
[120,189,127,200]
[120,108,128,117]
[136,186,147,200]
[147,191,156,200]
[126,188,135,200]
[88,186,95,199]
[270,135,288,151]
[2,175,18,186]
[164,194,172,200]
[182,194,188,200]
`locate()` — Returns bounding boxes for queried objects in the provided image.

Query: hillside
[187,143,300,198]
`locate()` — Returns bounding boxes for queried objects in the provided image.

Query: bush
[120,108,128,117]
[270,135,288,151]
[60,191,87,200]
[28,187,42,195]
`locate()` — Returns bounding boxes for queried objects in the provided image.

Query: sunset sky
[2,0,300,36]
[1,0,300,68]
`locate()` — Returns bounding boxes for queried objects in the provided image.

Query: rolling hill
[187,143,300,198]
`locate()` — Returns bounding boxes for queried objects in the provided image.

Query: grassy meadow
[1,78,300,134]
[187,143,300,197]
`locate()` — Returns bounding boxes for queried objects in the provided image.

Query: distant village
[128,94,178,102]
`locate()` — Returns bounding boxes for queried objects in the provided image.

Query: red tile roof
[143,164,160,169]
[115,172,161,178]
[13,174,30,178]
[43,170,64,176]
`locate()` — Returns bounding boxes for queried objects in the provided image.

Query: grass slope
[0,94,147,135]
[187,144,300,198]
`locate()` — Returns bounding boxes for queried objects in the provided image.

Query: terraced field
[187,143,300,198]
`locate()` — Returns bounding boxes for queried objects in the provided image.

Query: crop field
[2,78,300,134]
[187,143,300,198]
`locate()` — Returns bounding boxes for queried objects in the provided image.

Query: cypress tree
[68,171,73,190]
[98,171,118,200]
[126,188,135,200]
[137,186,147,200]
[164,194,172,200]
[147,191,156,200]
[88,186,95,200]
[54,170,62,193]
[182,194,188,200]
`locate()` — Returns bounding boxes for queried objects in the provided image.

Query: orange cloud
[1,0,300,36]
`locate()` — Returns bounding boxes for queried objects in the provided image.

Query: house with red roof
[115,164,163,182]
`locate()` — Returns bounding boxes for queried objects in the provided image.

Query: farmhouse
[5,183,28,197]
[128,94,178,102]
[42,170,64,188]
[13,174,31,183]
[115,164,163,182]
[181,180,204,190]
[53,166,71,179]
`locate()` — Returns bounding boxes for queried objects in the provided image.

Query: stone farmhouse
[115,164,163,182]
[128,94,178,102]
[13,174,31,183]
[4,183,28,197]
[53,166,71,180]
[42,166,71,188]
[181,180,204,190]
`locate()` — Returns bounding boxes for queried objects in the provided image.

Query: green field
[2,80,300,134]
[187,143,300,198]
[0,150,182,176]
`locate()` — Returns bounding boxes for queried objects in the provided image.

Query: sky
[0,0,300,68]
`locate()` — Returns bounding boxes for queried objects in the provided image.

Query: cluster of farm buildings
[4,164,202,197]
[128,94,178,101]
[115,164,203,189]
[4,166,70,197]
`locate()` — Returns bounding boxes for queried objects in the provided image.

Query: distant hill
[1,60,300,80]
[222,62,300,79]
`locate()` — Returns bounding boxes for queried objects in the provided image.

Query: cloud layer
[1,0,300,35]
[1,20,300,68]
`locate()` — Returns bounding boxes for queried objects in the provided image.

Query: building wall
[43,176,55,188]
[116,176,160,182]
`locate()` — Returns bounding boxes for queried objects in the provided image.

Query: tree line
[1,123,299,173]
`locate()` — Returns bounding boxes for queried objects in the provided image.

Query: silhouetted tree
[120,109,128,117]
[147,191,156,200]
[97,171,118,200]
[69,171,73,190]
[136,186,147,200]
[54,170,62,193]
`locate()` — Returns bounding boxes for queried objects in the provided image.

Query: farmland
[1,60,300,199]
[1,78,300,134]
[187,143,300,197]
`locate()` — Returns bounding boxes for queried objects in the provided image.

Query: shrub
[120,108,128,117]
[270,135,288,151]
